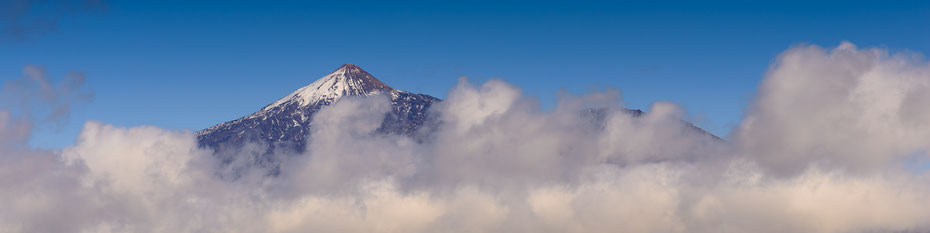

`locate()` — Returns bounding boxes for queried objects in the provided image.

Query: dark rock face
[196,64,440,158]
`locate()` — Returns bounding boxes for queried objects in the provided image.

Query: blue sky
[3,0,929,148]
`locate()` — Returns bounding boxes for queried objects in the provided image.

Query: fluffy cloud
[2,42,930,232]
[737,42,930,175]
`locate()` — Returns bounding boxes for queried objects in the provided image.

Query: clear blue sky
[3,0,929,148]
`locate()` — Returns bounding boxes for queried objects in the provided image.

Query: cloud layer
[2,42,930,233]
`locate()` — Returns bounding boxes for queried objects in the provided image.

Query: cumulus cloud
[2,42,930,233]
[736,42,930,176]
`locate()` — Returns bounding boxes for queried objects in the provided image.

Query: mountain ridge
[197,64,719,161]
[197,64,439,155]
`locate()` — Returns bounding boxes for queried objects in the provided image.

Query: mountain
[196,64,440,156]
[197,64,720,163]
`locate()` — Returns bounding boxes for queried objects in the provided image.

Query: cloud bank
[2,42,930,233]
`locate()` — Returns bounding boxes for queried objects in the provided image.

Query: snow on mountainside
[262,64,394,111]
[197,64,439,155]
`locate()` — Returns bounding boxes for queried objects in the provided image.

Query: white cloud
[2,42,930,232]
[736,41,930,175]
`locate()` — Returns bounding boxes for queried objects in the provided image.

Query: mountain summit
[262,64,394,111]
[197,64,440,155]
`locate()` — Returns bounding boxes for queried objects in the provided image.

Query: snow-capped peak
[262,64,394,110]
